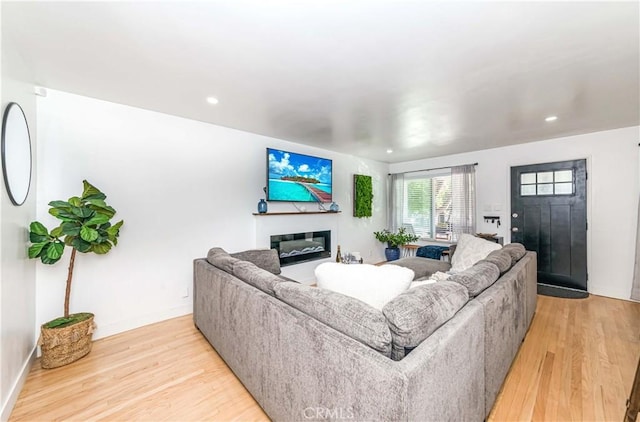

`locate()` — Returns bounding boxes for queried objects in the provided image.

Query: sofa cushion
[382,281,469,360]
[206,247,240,273]
[231,248,281,275]
[274,282,393,357]
[449,261,500,297]
[233,261,284,296]
[391,257,451,280]
[502,243,526,265]
[450,234,502,273]
[481,249,512,274]
[315,263,414,310]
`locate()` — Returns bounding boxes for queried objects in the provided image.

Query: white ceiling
[3,1,639,163]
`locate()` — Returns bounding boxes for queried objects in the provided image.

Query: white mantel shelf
[252,211,341,216]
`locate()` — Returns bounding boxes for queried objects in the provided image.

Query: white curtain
[388,173,404,232]
[632,193,640,301]
[450,164,476,241]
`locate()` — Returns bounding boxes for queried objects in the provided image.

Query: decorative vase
[384,247,401,261]
[257,199,267,214]
[330,202,339,212]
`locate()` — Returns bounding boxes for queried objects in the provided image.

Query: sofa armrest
[398,301,485,422]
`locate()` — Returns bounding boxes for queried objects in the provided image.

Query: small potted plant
[374,227,419,261]
[28,180,123,368]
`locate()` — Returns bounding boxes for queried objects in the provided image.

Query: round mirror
[1,102,32,206]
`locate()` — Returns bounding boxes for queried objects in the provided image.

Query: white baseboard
[91,304,193,340]
[1,346,36,422]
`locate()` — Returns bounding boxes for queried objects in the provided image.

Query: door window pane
[537,184,553,195]
[521,185,537,196]
[554,170,573,183]
[537,172,553,183]
[554,183,573,195]
[521,173,536,184]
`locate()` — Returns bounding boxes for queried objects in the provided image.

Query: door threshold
[537,283,589,299]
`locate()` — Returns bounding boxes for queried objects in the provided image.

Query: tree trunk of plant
[64,248,77,318]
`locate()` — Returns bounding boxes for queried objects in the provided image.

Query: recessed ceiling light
[386,149,393,154]
[206,97,219,105]
[545,115,558,122]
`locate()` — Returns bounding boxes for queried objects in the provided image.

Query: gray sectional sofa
[193,243,537,421]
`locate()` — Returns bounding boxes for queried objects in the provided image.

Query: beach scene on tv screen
[268,149,332,202]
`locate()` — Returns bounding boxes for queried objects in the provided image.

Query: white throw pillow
[315,263,414,310]
[450,234,502,273]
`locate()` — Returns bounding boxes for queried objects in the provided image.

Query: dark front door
[510,159,587,292]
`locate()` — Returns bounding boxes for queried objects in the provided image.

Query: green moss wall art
[353,174,373,218]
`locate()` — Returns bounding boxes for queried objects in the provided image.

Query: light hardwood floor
[10,294,640,422]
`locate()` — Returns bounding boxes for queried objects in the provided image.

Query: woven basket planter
[39,313,96,369]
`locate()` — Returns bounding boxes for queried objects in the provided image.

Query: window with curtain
[389,165,476,242]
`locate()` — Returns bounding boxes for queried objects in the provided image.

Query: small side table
[402,244,420,257]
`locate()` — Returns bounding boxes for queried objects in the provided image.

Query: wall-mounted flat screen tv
[266,148,333,203]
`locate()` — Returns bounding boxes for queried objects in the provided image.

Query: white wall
[390,126,640,301]
[0,11,37,421]
[36,89,388,340]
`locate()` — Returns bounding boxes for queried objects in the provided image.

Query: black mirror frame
[1,102,33,206]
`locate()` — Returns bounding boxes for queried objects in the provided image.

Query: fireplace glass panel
[271,230,331,266]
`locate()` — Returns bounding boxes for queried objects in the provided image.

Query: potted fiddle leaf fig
[28,180,123,368]
[374,227,419,261]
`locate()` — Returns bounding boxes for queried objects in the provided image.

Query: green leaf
[50,226,64,238]
[80,226,99,242]
[88,204,115,218]
[85,213,110,226]
[30,232,48,243]
[71,237,92,253]
[28,242,48,258]
[71,206,94,219]
[49,208,80,222]
[68,196,82,207]
[86,198,106,207]
[45,241,64,260]
[84,192,106,201]
[81,180,105,201]
[64,236,75,246]
[30,221,49,236]
[41,253,60,265]
[106,220,124,240]
[60,222,81,236]
[92,241,112,254]
[48,200,71,210]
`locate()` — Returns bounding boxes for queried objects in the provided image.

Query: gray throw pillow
[206,247,239,273]
[274,282,393,357]
[382,281,469,361]
[502,243,526,265]
[449,261,500,297]
[231,248,281,275]
[233,261,284,296]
